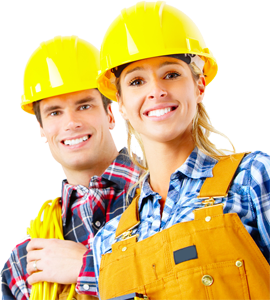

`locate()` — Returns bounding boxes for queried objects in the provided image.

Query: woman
[93,2,270,299]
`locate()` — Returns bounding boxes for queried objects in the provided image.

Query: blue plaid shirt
[93,148,270,295]
[1,148,140,299]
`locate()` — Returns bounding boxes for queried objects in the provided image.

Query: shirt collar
[101,148,140,186]
[173,147,217,179]
[61,147,140,223]
[61,181,78,224]
[138,147,217,208]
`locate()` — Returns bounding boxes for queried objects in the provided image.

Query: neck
[63,146,119,187]
[143,131,195,202]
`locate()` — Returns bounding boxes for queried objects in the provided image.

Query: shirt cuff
[75,248,98,296]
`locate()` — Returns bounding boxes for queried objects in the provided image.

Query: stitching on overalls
[231,214,270,273]
[238,260,250,300]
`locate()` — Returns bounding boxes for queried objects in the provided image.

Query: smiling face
[117,56,205,147]
[39,89,116,174]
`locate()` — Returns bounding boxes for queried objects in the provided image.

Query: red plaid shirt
[1,148,140,299]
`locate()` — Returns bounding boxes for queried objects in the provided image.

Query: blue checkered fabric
[93,148,270,295]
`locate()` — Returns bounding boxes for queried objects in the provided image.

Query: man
[1,36,140,299]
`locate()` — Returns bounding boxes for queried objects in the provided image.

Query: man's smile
[62,134,91,146]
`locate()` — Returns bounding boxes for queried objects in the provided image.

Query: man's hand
[26,238,87,285]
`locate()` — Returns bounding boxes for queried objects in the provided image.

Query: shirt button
[122,247,127,251]
[77,188,83,194]
[205,216,211,222]
[83,284,90,290]
[201,275,213,286]
[95,221,101,227]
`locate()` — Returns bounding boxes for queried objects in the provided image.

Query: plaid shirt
[1,148,140,299]
[93,148,270,295]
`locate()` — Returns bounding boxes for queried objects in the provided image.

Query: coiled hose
[27,197,75,300]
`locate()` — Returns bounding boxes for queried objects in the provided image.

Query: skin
[118,56,205,210]
[27,239,87,285]
[26,89,119,285]
[39,89,118,187]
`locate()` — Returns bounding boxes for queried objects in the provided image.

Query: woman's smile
[118,56,205,144]
[143,104,178,120]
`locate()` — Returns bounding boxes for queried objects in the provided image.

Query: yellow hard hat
[21,36,100,114]
[97,1,218,101]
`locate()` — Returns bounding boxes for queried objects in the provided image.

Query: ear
[117,92,129,120]
[196,75,206,104]
[39,123,48,143]
[106,103,116,130]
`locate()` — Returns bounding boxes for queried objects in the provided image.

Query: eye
[50,111,61,116]
[79,104,91,110]
[164,72,180,80]
[129,77,145,86]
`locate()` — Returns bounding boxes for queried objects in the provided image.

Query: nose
[64,111,83,131]
[147,80,167,100]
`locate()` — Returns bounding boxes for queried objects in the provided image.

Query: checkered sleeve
[92,215,121,296]
[1,269,17,300]
[1,239,31,300]
[248,151,270,261]
[75,248,98,296]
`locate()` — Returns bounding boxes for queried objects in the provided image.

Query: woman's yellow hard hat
[21,36,100,114]
[97,1,218,101]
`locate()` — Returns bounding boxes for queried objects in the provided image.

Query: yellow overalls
[98,153,270,300]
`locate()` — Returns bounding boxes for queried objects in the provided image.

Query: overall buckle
[196,195,227,207]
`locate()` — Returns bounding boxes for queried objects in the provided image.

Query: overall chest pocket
[176,259,250,300]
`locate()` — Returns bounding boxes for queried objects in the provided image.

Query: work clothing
[21,36,100,114]
[58,285,97,300]
[1,148,140,299]
[97,153,270,300]
[93,147,270,297]
[97,1,217,101]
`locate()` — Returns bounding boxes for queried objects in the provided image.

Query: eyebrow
[42,97,96,115]
[74,97,96,105]
[124,66,143,76]
[124,61,183,77]
[159,61,182,68]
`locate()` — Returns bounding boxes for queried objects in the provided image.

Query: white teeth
[64,135,89,146]
[148,107,172,117]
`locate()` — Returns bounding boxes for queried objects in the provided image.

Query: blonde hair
[116,62,235,201]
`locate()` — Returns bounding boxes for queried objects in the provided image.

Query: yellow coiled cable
[27,197,75,300]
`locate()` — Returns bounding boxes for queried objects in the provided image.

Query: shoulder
[237,151,270,182]
[231,151,270,200]
[118,148,142,175]
[105,148,141,186]
[240,151,270,169]
[116,148,140,169]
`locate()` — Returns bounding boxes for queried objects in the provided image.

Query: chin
[63,157,96,171]
[143,130,184,143]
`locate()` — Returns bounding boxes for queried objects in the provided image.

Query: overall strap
[115,189,140,239]
[115,153,247,239]
[197,152,247,204]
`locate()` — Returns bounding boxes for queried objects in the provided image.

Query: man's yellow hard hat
[97,1,218,101]
[21,36,100,114]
